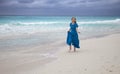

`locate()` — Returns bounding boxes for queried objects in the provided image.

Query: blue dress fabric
[66,23,80,48]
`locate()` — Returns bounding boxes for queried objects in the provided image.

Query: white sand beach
[0,34,120,74]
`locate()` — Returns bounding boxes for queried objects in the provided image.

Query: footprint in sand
[109,70,113,72]
[84,68,87,71]
[106,68,113,72]
[105,65,115,72]
[103,64,115,73]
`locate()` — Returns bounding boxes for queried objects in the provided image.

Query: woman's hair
[71,17,76,23]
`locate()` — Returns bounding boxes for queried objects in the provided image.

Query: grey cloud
[0,0,120,8]
[0,0,120,15]
[18,0,34,3]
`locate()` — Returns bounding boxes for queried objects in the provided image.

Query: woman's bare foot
[74,47,76,52]
[69,46,72,52]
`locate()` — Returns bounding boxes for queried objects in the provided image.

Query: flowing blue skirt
[66,31,80,48]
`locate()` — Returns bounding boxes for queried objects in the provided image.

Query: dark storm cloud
[0,0,120,15]
[18,0,34,3]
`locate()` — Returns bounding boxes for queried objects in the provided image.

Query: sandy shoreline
[0,33,120,74]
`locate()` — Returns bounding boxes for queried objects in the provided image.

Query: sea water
[0,16,120,50]
[0,16,120,38]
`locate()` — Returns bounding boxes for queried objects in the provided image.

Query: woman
[66,17,80,52]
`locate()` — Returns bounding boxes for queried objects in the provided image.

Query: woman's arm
[68,28,70,32]
[76,28,80,34]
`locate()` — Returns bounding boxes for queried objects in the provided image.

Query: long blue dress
[66,23,80,48]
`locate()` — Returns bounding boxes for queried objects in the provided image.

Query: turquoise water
[0,16,120,50]
[0,16,120,39]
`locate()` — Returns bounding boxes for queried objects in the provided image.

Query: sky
[0,0,120,16]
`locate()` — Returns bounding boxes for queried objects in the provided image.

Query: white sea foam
[1,18,120,26]
[0,19,120,36]
[18,19,120,25]
[15,21,62,25]
[78,19,120,24]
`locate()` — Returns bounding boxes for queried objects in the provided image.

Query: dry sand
[0,34,120,74]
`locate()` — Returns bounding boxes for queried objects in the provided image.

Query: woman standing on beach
[67,17,80,52]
